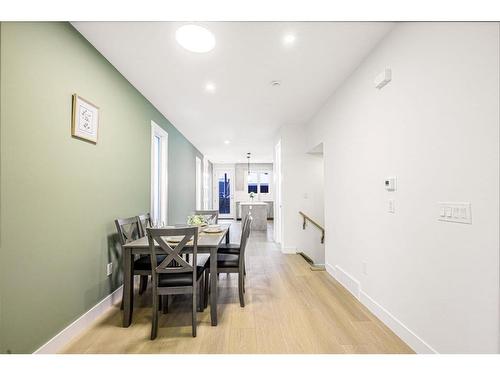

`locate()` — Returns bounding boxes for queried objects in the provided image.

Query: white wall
[304,22,499,353]
[277,124,325,264]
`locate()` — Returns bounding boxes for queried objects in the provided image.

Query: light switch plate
[438,202,472,224]
[362,261,368,276]
[388,199,395,213]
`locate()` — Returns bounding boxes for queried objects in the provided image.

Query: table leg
[225,227,230,244]
[210,247,218,326]
[122,249,134,327]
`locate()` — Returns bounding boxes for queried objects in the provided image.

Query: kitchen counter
[240,202,268,230]
[236,201,274,219]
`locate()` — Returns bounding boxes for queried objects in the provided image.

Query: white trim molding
[328,264,360,299]
[34,286,123,354]
[195,156,202,210]
[150,121,168,225]
[359,290,437,354]
[325,263,437,354]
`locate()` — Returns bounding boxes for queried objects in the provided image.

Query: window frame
[246,169,272,198]
[203,157,210,209]
[150,121,168,225]
[195,157,202,210]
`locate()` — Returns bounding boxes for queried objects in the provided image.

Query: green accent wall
[0,22,202,353]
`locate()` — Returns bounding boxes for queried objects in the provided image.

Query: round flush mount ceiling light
[205,82,216,93]
[283,34,296,46]
[176,25,216,53]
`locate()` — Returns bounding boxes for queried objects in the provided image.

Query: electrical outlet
[106,262,113,276]
[362,261,368,276]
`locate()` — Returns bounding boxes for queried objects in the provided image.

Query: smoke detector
[270,80,281,87]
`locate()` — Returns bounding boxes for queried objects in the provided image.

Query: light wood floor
[61,221,413,354]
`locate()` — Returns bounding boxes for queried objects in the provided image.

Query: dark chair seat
[147,226,207,339]
[218,243,241,254]
[158,266,205,287]
[216,253,240,268]
[204,215,253,309]
[134,255,167,271]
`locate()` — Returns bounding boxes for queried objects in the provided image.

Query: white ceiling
[72,22,394,163]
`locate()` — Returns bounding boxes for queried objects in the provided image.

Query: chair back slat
[241,213,251,235]
[137,213,152,237]
[239,215,253,268]
[146,227,198,282]
[155,235,193,273]
[194,210,219,224]
[115,216,142,245]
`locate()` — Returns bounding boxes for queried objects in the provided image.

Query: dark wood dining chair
[115,216,159,310]
[218,213,251,254]
[146,226,208,339]
[137,212,152,237]
[194,209,219,224]
[135,212,153,293]
[204,215,252,308]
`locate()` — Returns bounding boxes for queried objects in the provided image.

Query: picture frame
[71,94,100,144]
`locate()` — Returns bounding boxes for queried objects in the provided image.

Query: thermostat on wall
[374,68,392,89]
[384,177,396,191]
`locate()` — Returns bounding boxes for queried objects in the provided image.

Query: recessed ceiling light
[205,82,216,93]
[175,25,216,53]
[283,34,296,46]
[224,140,230,145]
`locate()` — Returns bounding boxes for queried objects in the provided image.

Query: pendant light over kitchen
[247,152,251,175]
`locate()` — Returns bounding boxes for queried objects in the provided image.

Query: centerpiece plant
[187,214,208,226]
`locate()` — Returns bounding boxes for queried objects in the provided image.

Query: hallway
[62,221,413,354]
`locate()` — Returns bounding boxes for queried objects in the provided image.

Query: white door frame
[203,157,211,209]
[274,140,282,244]
[195,156,202,210]
[213,165,235,219]
[151,121,168,225]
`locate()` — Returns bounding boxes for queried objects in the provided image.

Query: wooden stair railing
[299,211,325,244]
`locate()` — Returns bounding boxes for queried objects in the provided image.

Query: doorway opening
[274,140,282,244]
[213,166,235,219]
[299,142,325,267]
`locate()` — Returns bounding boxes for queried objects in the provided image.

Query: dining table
[121,223,231,327]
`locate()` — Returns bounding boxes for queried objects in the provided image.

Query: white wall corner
[281,246,297,254]
[34,285,123,354]
[325,263,437,354]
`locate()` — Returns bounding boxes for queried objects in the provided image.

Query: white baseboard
[329,264,360,299]
[34,285,123,354]
[325,263,437,354]
[359,291,437,354]
[325,262,336,276]
[281,246,297,254]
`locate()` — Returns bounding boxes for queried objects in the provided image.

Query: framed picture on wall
[71,94,99,144]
